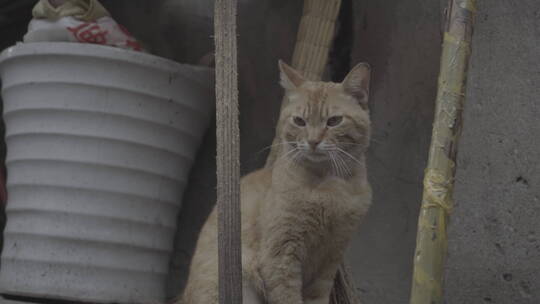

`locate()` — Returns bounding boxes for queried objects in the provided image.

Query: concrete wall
[347,1,442,302]
[445,0,540,303]
[1,0,539,303]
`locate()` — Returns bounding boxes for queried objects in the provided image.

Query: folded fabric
[33,0,110,22]
[25,0,145,52]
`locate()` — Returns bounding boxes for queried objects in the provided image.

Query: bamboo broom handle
[410,1,477,304]
[266,0,341,167]
[214,0,242,303]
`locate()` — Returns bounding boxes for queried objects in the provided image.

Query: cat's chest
[275,186,358,234]
[266,177,369,240]
[280,179,358,215]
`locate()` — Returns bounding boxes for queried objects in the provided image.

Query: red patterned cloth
[24,16,145,52]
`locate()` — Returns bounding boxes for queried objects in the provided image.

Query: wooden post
[410,1,476,303]
[214,0,242,303]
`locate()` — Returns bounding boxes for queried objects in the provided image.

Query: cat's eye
[293,116,306,127]
[327,116,343,127]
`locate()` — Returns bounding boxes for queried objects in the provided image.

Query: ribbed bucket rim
[0,42,214,75]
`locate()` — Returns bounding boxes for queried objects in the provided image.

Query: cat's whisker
[328,152,340,178]
[336,152,349,178]
[332,152,345,178]
[287,150,303,170]
[337,142,365,148]
[335,152,352,177]
[265,148,298,171]
[338,138,382,146]
[278,147,299,161]
[336,153,348,178]
[336,154,348,178]
[282,146,303,164]
[335,147,363,166]
[255,141,297,155]
[318,145,338,152]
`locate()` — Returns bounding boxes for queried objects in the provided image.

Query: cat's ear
[278,60,305,90]
[342,62,371,108]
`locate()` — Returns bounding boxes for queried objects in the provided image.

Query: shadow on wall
[346,0,442,303]
[103,0,214,65]
[106,0,304,299]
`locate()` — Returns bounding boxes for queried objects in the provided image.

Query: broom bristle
[330,263,361,304]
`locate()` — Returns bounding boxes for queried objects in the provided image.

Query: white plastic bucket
[0,42,214,303]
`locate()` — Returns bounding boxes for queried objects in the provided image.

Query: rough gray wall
[444,0,540,303]
[347,1,442,303]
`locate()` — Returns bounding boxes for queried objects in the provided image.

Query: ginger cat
[178,61,372,304]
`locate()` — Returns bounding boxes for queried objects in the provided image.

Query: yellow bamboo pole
[410,1,477,304]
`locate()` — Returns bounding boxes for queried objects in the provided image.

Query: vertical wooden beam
[214,0,242,303]
[410,1,476,304]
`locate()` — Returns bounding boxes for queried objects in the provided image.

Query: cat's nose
[308,140,321,150]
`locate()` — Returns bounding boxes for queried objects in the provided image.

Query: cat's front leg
[259,246,304,304]
[304,255,343,304]
[303,270,336,304]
